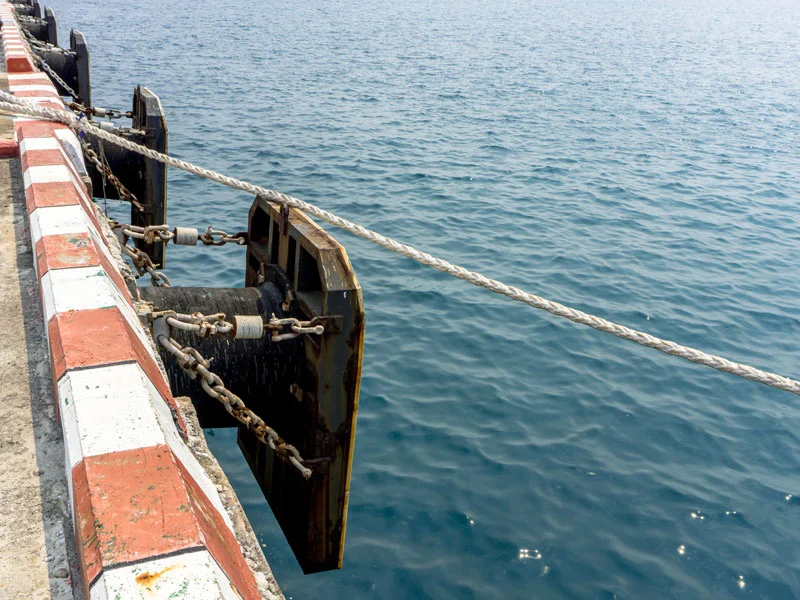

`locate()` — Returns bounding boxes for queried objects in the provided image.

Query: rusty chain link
[115,222,246,246]
[145,309,327,342]
[31,53,79,99]
[154,310,234,337]
[266,315,326,342]
[120,243,170,287]
[34,54,75,95]
[68,101,133,120]
[198,225,247,246]
[156,333,311,479]
[118,223,173,244]
[111,221,245,288]
[81,142,143,210]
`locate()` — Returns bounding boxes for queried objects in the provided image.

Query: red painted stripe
[47,307,143,381]
[43,298,182,429]
[8,76,54,87]
[70,458,99,595]
[93,242,131,300]
[34,233,97,279]
[13,90,62,98]
[16,121,59,140]
[71,445,262,598]
[29,149,94,223]
[0,139,18,157]
[25,181,84,211]
[72,446,210,591]
[176,458,262,600]
[16,126,93,216]
[21,148,64,171]
[6,55,33,73]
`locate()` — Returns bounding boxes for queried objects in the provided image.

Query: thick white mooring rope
[2,91,798,396]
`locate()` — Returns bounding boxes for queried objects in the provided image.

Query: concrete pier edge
[0,78,82,600]
[0,3,283,598]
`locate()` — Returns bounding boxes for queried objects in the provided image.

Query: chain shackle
[199,225,246,246]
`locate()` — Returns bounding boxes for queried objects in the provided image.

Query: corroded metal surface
[244,195,365,573]
[142,195,366,573]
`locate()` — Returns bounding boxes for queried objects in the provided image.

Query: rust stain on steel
[134,563,179,588]
[242,196,365,572]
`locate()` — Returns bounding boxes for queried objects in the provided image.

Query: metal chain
[115,222,246,246]
[20,25,73,57]
[32,43,74,58]
[266,315,326,342]
[116,223,172,243]
[68,101,132,120]
[147,309,325,342]
[31,54,79,99]
[112,221,243,289]
[157,311,234,338]
[16,15,44,24]
[3,92,800,397]
[199,225,247,246]
[156,333,311,478]
[18,25,80,98]
[120,242,170,287]
[28,41,63,55]
[81,142,143,210]
[108,221,170,286]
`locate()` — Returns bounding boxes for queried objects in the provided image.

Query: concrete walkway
[0,73,82,599]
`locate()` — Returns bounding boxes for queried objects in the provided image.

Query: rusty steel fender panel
[243,196,365,573]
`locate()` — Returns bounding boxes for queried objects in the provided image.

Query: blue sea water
[44,0,800,597]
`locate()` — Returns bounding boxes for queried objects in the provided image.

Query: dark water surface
[46,0,800,597]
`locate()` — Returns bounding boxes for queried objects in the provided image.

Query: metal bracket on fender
[83,86,169,266]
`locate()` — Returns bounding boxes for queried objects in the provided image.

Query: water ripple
[47,0,800,597]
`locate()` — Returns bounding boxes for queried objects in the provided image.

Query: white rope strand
[2,92,798,396]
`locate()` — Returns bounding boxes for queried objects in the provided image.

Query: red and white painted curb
[2,4,265,599]
[0,3,33,73]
